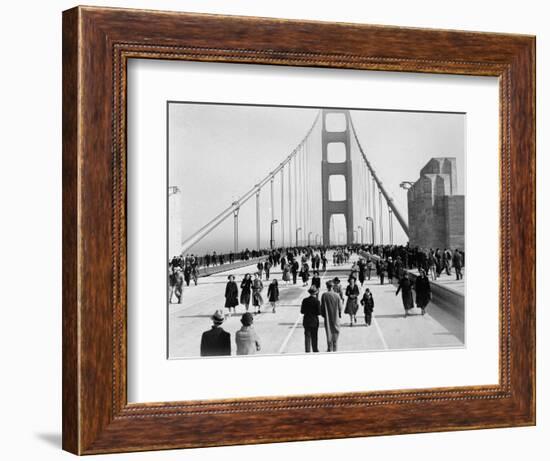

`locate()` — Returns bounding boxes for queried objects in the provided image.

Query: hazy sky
[168,103,464,255]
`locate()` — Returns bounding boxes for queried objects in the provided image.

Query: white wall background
[0,1,546,460]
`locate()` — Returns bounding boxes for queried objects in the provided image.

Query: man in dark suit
[301,286,321,353]
[200,310,231,356]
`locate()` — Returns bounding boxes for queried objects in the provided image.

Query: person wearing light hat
[301,286,321,352]
[200,309,231,356]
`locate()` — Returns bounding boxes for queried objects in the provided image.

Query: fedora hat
[308,286,318,295]
[211,309,225,324]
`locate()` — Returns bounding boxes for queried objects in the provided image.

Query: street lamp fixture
[399,181,415,190]
[270,219,278,249]
[295,227,302,247]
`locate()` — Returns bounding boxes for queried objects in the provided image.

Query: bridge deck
[168,252,464,359]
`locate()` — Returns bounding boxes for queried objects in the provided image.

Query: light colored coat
[320,291,342,334]
[235,326,261,355]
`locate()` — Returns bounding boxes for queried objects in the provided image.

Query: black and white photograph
[167,103,466,359]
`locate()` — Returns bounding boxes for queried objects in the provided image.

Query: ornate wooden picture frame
[62,6,535,455]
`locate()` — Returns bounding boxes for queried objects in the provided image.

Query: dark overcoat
[301,295,321,328]
[415,275,431,308]
[224,281,239,308]
[200,327,231,356]
[396,277,414,310]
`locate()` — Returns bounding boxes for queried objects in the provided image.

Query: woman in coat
[267,279,279,313]
[235,312,261,355]
[300,261,310,287]
[415,269,432,315]
[251,273,264,314]
[396,274,414,317]
[240,273,252,312]
[282,262,291,284]
[224,274,239,316]
[361,288,375,326]
[344,277,360,326]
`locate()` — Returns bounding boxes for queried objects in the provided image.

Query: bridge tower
[321,109,354,245]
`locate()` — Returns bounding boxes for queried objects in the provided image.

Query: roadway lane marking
[277,264,331,354]
[372,316,389,350]
[278,316,301,354]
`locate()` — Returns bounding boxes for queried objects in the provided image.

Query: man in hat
[301,286,321,353]
[200,309,231,356]
[320,280,342,352]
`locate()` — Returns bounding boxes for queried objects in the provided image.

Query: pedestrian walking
[257,260,264,279]
[200,310,231,356]
[387,257,394,283]
[452,249,463,280]
[264,260,272,280]
[320,280,342,352]
[235,312,261,355]
[267,279,279,313]
[282,262,291,284]
[252,273,264,314]
[300,261,310,286]
[301,286,321,352]
[344,277,360,326]
[358,259,366,286]
[361,288,375,325]
[378,259,386,285]
[415,269,432,315]
[224,274,239,316]
[291,259,299,285]
[240,273,252,312]
[311,270,321,292]
[396,274,414,317]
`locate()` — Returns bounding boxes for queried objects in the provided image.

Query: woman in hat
[235,312,261,355]
[240,273,252,312]
[267,278,279,313]
[224,274,239,316]
[344,277,360,326]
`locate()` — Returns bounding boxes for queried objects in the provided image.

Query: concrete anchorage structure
[407,158,465,250]
[321,109,354,245]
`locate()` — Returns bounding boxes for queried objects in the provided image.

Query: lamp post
[366,217,375,247]
[270,219,278,249]
[357,225,364,244]
[296,227,302,247]
[353,229,358,244]
[232,201,240,253]
[315,234,320,245]
[399,181,415,190]
[308,231,313,246]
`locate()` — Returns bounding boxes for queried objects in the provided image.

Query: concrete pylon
[321,109,354,245]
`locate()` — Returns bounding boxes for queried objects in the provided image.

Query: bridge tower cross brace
[321,109,354,246]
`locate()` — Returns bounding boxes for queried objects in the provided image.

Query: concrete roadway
[168,252,464,358]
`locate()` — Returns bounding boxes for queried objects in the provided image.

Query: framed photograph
[62,6,535,455]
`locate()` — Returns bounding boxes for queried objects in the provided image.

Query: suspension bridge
[174,109,407,258]
[167,108,465,359]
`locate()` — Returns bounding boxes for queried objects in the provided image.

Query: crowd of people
[197,244,454,356]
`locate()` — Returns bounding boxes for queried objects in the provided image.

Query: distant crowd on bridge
[168,243,464,357]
